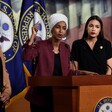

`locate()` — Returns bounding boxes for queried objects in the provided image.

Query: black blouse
[53,53,62,76]
[70,39,112,75]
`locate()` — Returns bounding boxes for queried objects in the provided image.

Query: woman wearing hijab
[22,13,72,112]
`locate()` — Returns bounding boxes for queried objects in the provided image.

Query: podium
[28,75,112,112]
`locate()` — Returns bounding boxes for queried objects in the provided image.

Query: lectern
[28,75,112,112]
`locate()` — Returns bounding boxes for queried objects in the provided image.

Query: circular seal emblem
[19,2,49,46]
[94,97,112,112]
[0,1,19,62]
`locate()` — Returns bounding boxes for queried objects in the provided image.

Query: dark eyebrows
[88,23,100,27]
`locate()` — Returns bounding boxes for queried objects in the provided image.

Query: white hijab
[48,13,68,31]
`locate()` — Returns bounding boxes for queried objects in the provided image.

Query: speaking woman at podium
[22,13,74,112]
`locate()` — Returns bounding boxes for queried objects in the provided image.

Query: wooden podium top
[28,75,112,87]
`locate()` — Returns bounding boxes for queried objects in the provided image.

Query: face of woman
[87,20,101,38]
[51,21,67,41]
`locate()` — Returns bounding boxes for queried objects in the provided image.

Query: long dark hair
[82,15,104,40]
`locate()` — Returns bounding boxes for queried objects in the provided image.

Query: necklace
[53,49,59,54]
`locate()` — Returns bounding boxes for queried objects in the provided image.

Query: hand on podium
[68,69,100,76]
[79,70,100,76]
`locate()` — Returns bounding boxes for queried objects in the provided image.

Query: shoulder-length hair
[82,15,104,40]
